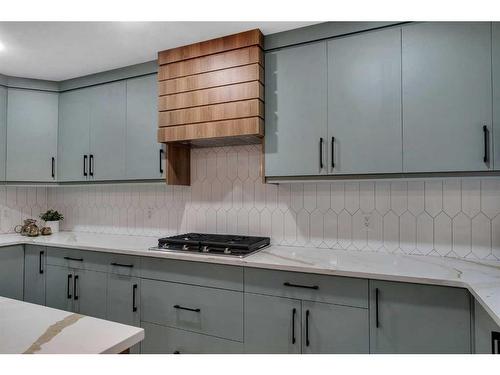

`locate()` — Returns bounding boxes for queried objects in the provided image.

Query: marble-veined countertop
[0,296,144,354]
[1,231,500,328]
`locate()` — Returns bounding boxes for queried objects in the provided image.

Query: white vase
[46,221,60,234]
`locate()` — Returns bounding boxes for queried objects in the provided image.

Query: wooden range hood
[157,29,265,185]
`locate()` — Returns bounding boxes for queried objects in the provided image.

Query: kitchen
[0,1,500,373]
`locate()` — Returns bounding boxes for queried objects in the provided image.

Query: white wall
[2,144,500,260]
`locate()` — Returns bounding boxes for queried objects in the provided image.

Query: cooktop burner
[153,233,270,257]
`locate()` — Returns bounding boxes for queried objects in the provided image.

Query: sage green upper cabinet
[265,41,328,177]
[327,28,402,174]
[0,86,6,181]
[493,22,500,170]
[402,22,492,172]
[6,88,58,182]
[89,81,127,181]
[58,88,91,182]
[125,74,164,180]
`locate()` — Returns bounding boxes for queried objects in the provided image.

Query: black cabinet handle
[39,251,44,274]
[305,309,310,347]
[132,284,138,312]
[331,137,335,169]
[89,154,94,176]
[483,125,490,164]
[492,331,500,354]
[64,256,83,262]
[319,137,324,169]
[173,351,180,354]
[83,155,88,177]
[67,274,72,299]
[173,304,201,313]
[111,262,134,268]
[292,308,296,344]
[159,149,164,174]
[283,282,319,290]
[375,288,380,328]
[51,157,55,178]
[73,275,79,301]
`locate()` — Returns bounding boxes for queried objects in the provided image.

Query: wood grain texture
[166,143,190,185]
[159,99,264,127]
[158,81,264,111]
[158,29,263,65]
[158,46,263,80]
[158,64,264,95]
[158,118,264,142]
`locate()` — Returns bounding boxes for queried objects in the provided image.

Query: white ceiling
[0,22,317,81]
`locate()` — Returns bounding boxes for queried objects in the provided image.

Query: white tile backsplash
[0,144,499,260]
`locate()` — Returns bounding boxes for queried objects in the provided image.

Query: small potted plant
[39,209,64,234]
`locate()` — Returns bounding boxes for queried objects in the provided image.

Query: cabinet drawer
[46,247,108,272]
[141,322,243,354]
[140,257,243,291]
[244,268,368,308]
[141,279,244,341]
[107,254,141,276]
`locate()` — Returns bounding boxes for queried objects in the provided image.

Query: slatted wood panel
[158,81,264,111]
[158,64,264,95]
[157,29,264,185]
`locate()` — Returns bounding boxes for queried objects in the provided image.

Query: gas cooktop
[151,233,270,257]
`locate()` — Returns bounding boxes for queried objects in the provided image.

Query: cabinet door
[107,274,140,326]
[265,41,328,177]
[89,81,126,180]
[126,75,164,179]
[58,88,91,181]
[327,28,402,174]
[6,88,58,181]
[0,245,24,300]
[474,298,500,353]
[493,22,500,169]
[244,293,301,353]
[370,280,471,353]
[402,22,492,172]
[45,265,74,312]
[302,301,369,354]
[24,245,46,305]
[73,269,107,319]
[0,86,6,181]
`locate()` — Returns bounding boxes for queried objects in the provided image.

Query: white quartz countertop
[1,231,500,327]
[0,296,144,354]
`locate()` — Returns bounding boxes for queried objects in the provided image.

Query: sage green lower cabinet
[141,322,244,354]
[302,301,369,354]
[24,245,46,305]
[45,264,107,319]
[244,293,302,354]
[474,299,500,354]
[369,280,471,353]
[0,245,24,300]
[493,22,500,170]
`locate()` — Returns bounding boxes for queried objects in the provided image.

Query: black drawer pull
[39,251,44,274]
[132,284,138,312]
[111,262,134,268]
[159,149,164,174]
[83,155,88,177]
[89,154,94,176]
[292,308,296,344]
[74,275,79,300]
[173,351,180,354]
[319,137,324,169]
[331,136,335,169]
[305,309,310,347]
[174,304,201,313]
[67,274,72,299]
[375,288,380,328]
[51,157,55,178]
[64,256,83,262]
[283,282,319,290]
[492,331,500,354]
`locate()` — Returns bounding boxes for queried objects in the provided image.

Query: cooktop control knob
[202,246,209,252]
[182,244,189,251]
[224,247,231,254]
